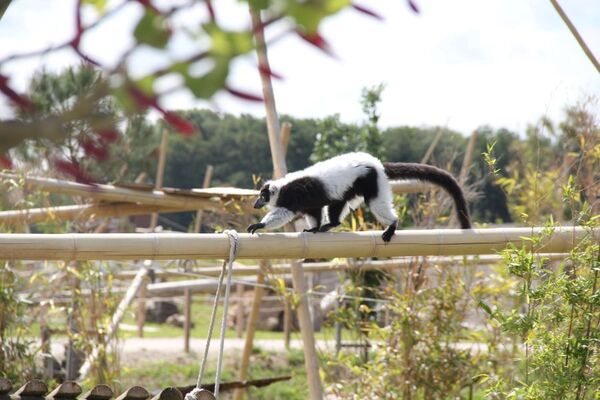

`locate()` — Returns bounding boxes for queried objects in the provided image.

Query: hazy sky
[0,0,598,135]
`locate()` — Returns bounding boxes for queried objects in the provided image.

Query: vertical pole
[283,295,291,350]
[193,165,214,233]
[420,127,444,164]
[149,129,169,231]
[136,272,148,338]
[449,130,477,227]
[234,264,267,400]
[280,122,292,158]
[183,285,192,353]
[249,7,323,399]
[184,165,214,352]
[236,283,245,338]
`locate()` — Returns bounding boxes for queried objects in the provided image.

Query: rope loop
[187,229,240,400]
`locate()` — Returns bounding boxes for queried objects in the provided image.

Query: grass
[117,348,308,400]
[32,295,354,342]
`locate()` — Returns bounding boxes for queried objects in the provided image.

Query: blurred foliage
[324,97,600,399]
[0,262,38,381]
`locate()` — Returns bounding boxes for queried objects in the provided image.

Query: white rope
[185,230,239,400]
[214,230,239,397]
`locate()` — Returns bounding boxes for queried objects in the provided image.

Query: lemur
[247,152,471,242]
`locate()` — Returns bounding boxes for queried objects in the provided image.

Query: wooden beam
[150,130,169,231]
[0,203,191,226]
[0,173,228,209]
[79,268,148,378]
[0,227,593,260]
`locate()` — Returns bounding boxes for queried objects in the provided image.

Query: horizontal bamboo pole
[0,203,192,225]
[0,227,594,261]
[390,180,434,194]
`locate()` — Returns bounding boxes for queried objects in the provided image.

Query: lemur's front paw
[303,227,319,233]
[247,223,266,234]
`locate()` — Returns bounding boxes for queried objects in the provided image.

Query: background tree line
[3,67,597,230]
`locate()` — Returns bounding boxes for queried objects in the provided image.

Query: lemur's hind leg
[367,194,398,242]
[303,208,322,233]
[319,201,346,232]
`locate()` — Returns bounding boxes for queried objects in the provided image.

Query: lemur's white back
[279,152,386,199]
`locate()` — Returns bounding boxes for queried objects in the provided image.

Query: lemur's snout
[253,198,266,209]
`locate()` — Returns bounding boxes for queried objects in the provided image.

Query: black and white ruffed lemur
[247,152,471,242]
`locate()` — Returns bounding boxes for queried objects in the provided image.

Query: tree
[360,83,386,159]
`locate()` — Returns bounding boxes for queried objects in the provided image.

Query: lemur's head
[254,181,279,209]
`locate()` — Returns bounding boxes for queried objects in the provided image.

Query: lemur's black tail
[383,162,472,229]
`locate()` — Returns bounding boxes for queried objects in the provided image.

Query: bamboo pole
[421,127,444,164]
[390,180,434,194]
[233,263,266,400]
[193,165,214,233]
[549,0,600,73]
[235,283,245,338]
[184,166,215,352]
[136,272,148,338]
[0,203,194,226]
[149,130,169,231]
[448,130,477,227]
[280,122,292,157]
[0,173,227,209]
[458,130,477,185]
[79,267,148,378]
[0,227,593,261]
[183,283,192,353]
[249,4,322,398]
[110,254,568,282]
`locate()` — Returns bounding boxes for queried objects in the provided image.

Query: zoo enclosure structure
[1,226,596,400]
[0,227,593,260]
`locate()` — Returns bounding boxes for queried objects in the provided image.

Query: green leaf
[203,23,254,57]
[134,9,171,49]
[183,57,230,99]
[82,0,107,13]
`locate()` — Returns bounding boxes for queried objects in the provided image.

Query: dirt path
[50,337,338,366]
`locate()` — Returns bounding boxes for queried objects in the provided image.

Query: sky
[0,0,599,135]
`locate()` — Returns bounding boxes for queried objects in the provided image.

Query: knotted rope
[185,230,240,400]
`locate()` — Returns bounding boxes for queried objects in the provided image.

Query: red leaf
[296,31,336,57]
[0,74,35,112]
[0,154,13,169]
[258,63,284,80]
[54,159,94,184]
[127,85,159,110]
[351,3,384,20]
[163,112,196,136]
[225,86,264,102]
[407,0,420,13]
[80,138,108,160]
[97,128,120,143]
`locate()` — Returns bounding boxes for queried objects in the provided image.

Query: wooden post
[136,269,148,338]
[421,127,444,164]
[193,165,214,233]
[283,295,291,350]
[234,264,266,400]
[184,165,215,352]
[150,130,169,231]
[79,267,149,378]
[250,6,324,398]
[280,122,292,158]
[449,130,477,227]
[183,286,192,353]
[236,283,245,338]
